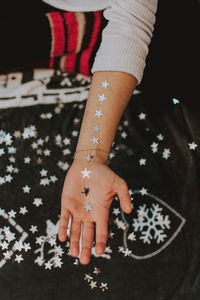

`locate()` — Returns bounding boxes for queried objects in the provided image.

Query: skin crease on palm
[58,159,133,265]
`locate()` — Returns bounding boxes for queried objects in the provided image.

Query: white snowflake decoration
[132,203,171,244]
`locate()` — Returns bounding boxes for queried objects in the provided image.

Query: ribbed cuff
[91,54,145,86]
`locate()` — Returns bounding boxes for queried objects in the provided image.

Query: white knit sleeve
[91,0,158,85]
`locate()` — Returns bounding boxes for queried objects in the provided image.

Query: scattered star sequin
[139,158,146,166]
[162,148,171,159]
[172,98,180,104]
[188,142,198,150]
[138,112,146,120]
[23,185,31,194]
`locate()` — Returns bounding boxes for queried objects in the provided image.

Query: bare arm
[58,71,137,265]
[75,70,137,163]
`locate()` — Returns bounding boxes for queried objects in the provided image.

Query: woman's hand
[58,159,132,265]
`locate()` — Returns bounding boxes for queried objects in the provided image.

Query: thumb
[115,177,133,214]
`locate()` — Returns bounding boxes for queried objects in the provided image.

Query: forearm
[74,70,137,163]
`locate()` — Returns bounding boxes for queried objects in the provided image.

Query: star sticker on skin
[94,110,103,118]
[85,154,94,163]
[81,168,91,178]
[98,94,107,103]
[84,202,93,212]
[81,188,90,196]
[91,136,99,145]
[93,125,101,132]
[101,80,109,88]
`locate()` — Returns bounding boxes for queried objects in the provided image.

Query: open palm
[58,160,132,265]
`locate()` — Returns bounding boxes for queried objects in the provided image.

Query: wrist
[73,148,109,165]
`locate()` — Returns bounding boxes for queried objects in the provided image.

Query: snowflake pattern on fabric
[132,203,171,244]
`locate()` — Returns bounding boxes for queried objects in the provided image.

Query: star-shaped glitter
[29,225,38,233]
[35,256,44,266]
[138,112,146,120]
[7,165,14,173]
[157,133,164,141]
[100,282,108,291]
[3,250,12,260]
[81,188,89,196]
[45,261,52,270]
[5,174,13,182]
[8,209,16,218]
[24,157,31,164]
[63,137,71,145]
[188,142,198,150]
[63,148,71,155]
[14,241,24,251]
[22,185,31,194]
[151,142,158,153]
[15,254,24,263]
[33,198,43,207]
[1,241,9,250]
[40,178,50,186]
[98,94,107,103]
[172,98,180,104]
[93,125,101,132]
[93,267,101,275]
[101,80,109,88]
[123,248,132,257]
[43,149,51,156]
[13,130,21,138]
[94,110,103,118]
[121,131,127,139]
[0,148,5,156]
[140,187,147,195]
[84,274,93,281]
[139,158,146,166]
[19,206,28,215]
[162,148,171,159]
[72,130,78,137]
[90,280,97,289]
[91,136,99,145]
[84,203,93,212]
[40,169,48,177]
[81,168,91,178]
[85,154,94,163]
[128,232,136,241]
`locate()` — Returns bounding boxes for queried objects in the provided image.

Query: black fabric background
[0,1,200,299]
[0,71,199,299]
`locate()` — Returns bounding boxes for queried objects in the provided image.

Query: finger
[58,210,70,242]
[80,222,94,265]
[70,217,81,257]
[95,219,108,255]
[116,179,132,214]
